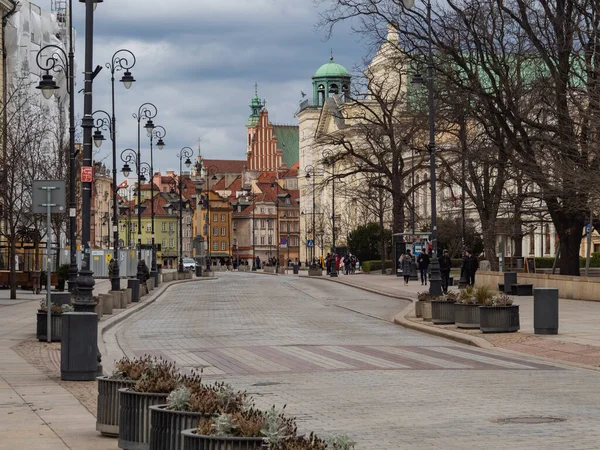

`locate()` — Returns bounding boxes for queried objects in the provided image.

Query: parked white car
[182,258,196,270]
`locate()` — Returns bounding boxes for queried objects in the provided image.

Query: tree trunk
[391,185,405,234]
[557,221,583,276]
[480,218,498,271]
[9,238,16,300]
[379,211,385,270]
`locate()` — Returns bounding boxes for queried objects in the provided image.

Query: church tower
[246,85,284,172]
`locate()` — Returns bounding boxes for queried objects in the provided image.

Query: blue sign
[307,239,314,248]
[587,224,592,233]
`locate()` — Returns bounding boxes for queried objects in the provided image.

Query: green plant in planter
[439,291,458,302]
[166,386,191,411]
[457,285,476,304]
[486,293,514,307]
[325,434,357,449]
[39,300,73,314]
[261,406,294,447]
[133,358,179,393]
[417,292,439,302]
[474,285,495,305]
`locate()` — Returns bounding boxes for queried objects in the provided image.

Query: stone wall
[476,271,600,302]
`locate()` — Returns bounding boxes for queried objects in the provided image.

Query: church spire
[247,83,263,127]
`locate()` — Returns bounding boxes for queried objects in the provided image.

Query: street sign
[81,166,93,183]
[32,180,66,214]
[307,239,314,248]
[586,224,592,233]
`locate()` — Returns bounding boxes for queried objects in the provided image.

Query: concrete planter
[149,405,213,450]
[185,271,193,279]
[181,429,264,450]
[141,284,148,297]
[415,300,426,318]
[96,377,136,437]
[421,302,432,321]
[202,271,214,278]
[454,303,480,329]
[148,278,155,291]
[308,268,323,276]
[118,388,169,450]
[120,291,128,309]
[431,301,455,324]
[479,305,520,333]
[36,312,62,342]
[277,267,286,275]
[110,290,122,309]
[100,293,114,315]
[125,288,132,304]
[95,300,103,321]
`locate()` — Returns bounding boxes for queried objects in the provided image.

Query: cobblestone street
[111,273,600,449]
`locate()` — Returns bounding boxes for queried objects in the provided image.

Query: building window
[186,243,191,251]
[280,222,285,232]
[261,219,266,229]
[221,227,226,236]
[232,220,237,230]
[162,222,166,232]
[146,223,151,232]
[221,241,226,250]
[260,208,265,214]
[260,237,265,245]
[294,223,298,232]
[120,223,126,232]
[213,241,218,250]
[186,216,192,224]
[213,213,218,222]
[170,238,174,248]
[292,237,299,247]
[162,238,166,248]
[169,223,174,232]
[213,226,218,235]
[268,236,273,245]
[221,214,226,221]
[268,219,273,230]
[253,236,257,245]
[146,238,151,245]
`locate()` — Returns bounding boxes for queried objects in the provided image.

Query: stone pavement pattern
[112,272,600,449]
[0,279,119,450]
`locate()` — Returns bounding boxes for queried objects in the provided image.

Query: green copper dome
[313,57,350,79]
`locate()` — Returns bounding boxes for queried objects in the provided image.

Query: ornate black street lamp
[121,148,150,281]
[148,125,166,283]
[411,0,442,295]
[132,103,158,280]
[204,165,219,271]
[92,49,136,292]
[305,165,317,267]
[35,24,78,294]
[176,147,193,273]
[322,150,338,277]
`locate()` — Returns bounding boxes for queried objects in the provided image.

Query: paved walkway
[307,272,600,368]
[0,280,120,450]
[111,273,600,449]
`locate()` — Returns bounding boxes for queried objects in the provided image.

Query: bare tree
[0,80,52,298]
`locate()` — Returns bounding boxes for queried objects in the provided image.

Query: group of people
[399,248,480,293]
[324,253,360,275]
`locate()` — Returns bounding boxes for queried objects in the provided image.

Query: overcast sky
[35,0,362,175]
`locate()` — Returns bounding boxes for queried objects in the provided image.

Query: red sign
[81,166,93,183]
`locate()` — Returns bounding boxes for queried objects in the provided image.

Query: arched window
[329,84,339,95]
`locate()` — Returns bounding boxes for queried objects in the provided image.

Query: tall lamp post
[412,0,442,295]
[132,104,158,280]
[35,15,78,293]
[148,125,166,283]
[322,150,338,277]
[120,148,150,281]
[305,165,317,267]
[204,165,219,271]
[176,147,193,273]
[242,189,257,270]
[270,179,280,272]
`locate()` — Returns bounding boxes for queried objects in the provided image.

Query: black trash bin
[293,264,299,275]
[195,265,202,277]
[534,288,559,335]
[128,278,140,303]
[503,272,518,295]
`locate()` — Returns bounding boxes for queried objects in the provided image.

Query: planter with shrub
[416,292,437,321]
[118,358,179,450]
[56,264,70,291]
[36,301,73,342]
[96,356,158,437]
[479,294,520,333]
[149,381,248,450]
[454,285,492,329]
[431,291,458,324]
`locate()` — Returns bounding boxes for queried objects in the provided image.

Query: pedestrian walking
[439,249,452,294]
[325,253,331,275]
[462,249,479,286]
[417,249,430,285]
[401,252,413,285]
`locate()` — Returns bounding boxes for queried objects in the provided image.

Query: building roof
[313,57,350,79]
[202,159,247,174]
[273,125,299,168]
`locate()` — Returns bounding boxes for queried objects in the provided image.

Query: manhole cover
[495,416,567,425]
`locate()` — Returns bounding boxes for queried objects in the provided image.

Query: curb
[98,276,217,368]
[392,305,495,349]
[307,275,415,303]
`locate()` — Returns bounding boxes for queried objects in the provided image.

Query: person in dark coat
[462,249,479,286]
[439,249,452,294]
[417,249,430,285]
[401,252,413,286]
